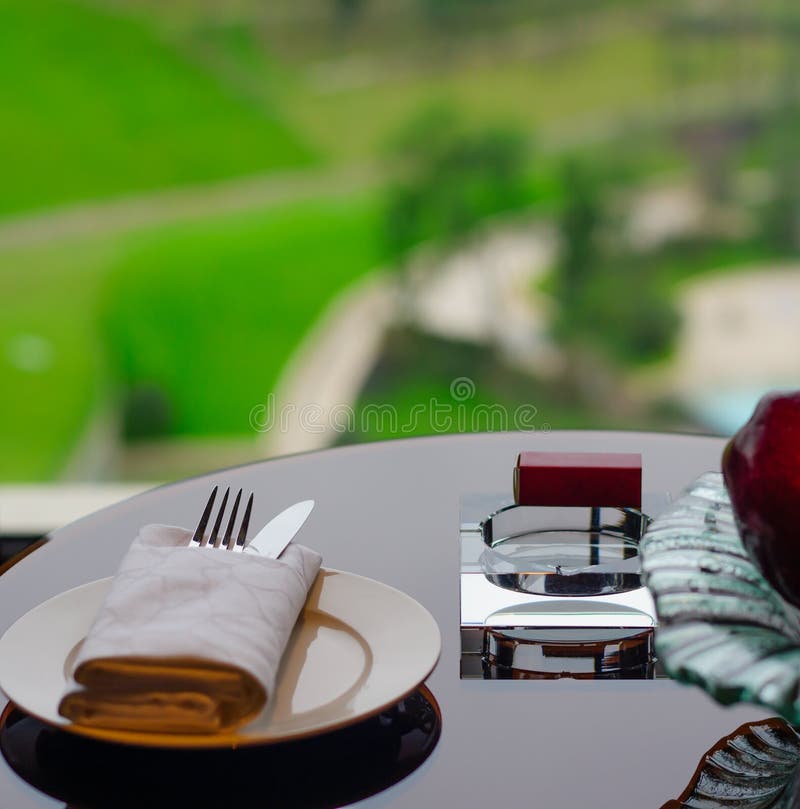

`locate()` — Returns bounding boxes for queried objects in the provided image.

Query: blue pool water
[689,384,799,436]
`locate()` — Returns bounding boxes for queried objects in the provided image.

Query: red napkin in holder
[513,451,642,509]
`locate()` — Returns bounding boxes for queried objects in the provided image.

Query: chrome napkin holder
[460,495,665,679]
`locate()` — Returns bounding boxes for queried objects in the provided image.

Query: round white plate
[0,569,441,748]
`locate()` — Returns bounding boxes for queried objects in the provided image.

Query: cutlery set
[188,485,315,559]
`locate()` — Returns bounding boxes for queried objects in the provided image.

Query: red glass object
[513,451,642,508]
[722,390,800,607]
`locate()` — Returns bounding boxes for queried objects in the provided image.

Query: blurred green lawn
[0,192,379,479]
[0,0,312,216]
[104,193,380,435]
[1,242,113,479]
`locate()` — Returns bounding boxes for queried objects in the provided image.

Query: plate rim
[0,568,441,748]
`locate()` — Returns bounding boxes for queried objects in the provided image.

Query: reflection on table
[0,688,441,809]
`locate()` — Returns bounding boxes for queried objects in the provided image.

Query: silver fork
[188,486,254,552]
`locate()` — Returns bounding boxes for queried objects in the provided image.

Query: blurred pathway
[263,273,396,456]
[0,163,379,251]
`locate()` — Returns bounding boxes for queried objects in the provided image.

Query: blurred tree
[551,158,603,325]
[417,0,500,30]
[122,383,173,440]
[332,0,367,27]
[762,144,800,253]
[550,158,679,368]
[414,0,602,30]
[663,3,760,207]
[760,8,800,254]
[576,261,680,365]
[383,105,530,260]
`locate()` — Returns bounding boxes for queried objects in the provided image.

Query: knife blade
[244,500,315,559]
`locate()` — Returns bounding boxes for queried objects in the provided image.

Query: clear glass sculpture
[641,472,800,725]
[666,717,800,809]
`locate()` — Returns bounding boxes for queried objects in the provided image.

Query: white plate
[0,569,441,748]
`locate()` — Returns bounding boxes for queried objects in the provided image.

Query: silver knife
[244,500,315,559]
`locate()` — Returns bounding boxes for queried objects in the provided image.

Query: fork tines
[189,486,253,551]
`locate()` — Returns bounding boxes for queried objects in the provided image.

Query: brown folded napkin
[59,524,322,734]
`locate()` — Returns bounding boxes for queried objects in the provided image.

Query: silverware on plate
[244,499,315,559]
[188,488,315,558]
[188,486,254,551]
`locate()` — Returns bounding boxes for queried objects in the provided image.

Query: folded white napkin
[59,524,322,734]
